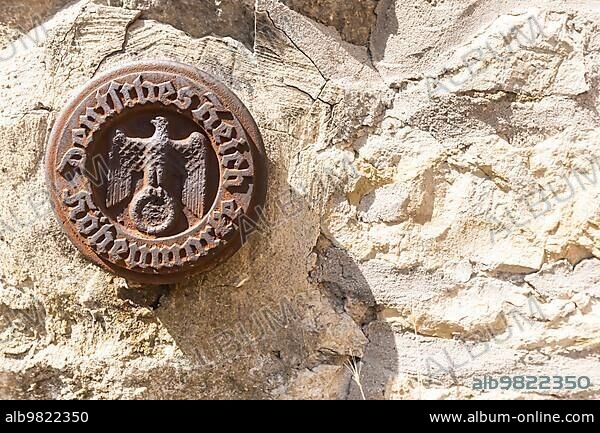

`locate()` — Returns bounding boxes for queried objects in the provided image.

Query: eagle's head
[151,116,169,133]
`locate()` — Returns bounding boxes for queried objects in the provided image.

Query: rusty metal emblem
[45,61,267,283]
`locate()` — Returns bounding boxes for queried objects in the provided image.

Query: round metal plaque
[46,61,267,284]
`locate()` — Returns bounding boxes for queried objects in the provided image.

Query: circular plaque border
[45,61,267,284]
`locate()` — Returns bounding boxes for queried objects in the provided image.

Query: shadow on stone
[117,283,170,310]
[282,0,380,47]
[309,234,398,400]
[127,0,256,51]
[369,0,399,65]
[140,183,398,399]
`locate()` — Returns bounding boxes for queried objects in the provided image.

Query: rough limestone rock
[0,0,598,400]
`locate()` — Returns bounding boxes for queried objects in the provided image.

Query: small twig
[345,355,366,400]
[411,302,424,399]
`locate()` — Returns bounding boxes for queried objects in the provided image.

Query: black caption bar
[0,399,597,428]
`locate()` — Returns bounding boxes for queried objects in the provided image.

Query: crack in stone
[92,10,142,77]
[265,10,328,82]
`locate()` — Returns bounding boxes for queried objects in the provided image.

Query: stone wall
[0,0,598,399]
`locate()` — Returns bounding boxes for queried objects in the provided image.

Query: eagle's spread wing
[171,132,208,218]
[106,130,148,208]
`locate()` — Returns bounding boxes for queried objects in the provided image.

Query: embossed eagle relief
[106,116,209,236]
